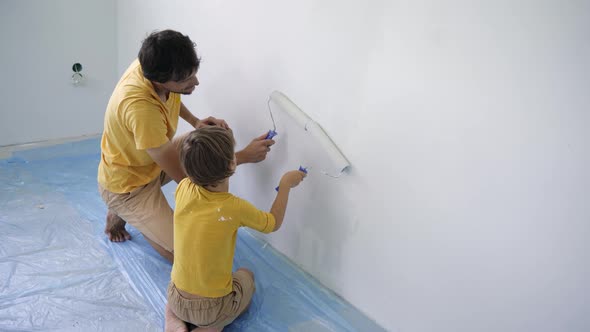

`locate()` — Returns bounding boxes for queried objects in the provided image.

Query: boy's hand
[280,170,306,189]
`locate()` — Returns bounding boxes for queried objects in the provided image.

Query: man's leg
[145,236,174,263]
[99,133,188,258]
[126,178,175,261]
[104,209,131,242]
[99,178,175,262]
[148,132,191,261]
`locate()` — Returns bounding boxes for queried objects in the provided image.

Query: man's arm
[180,102,273,164]
[179,102,199,127]
[146,140,186,183]
[180,102,229,129]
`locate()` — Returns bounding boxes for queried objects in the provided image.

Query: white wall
[117,1,590,331]
[0,0,117,146]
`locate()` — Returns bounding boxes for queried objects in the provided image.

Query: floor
[0,137,385,331]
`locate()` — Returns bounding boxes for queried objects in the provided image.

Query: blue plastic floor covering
[0,138,385,331]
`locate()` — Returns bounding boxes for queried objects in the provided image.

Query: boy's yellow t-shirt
[171,179,276,298]
[97,59,181,193]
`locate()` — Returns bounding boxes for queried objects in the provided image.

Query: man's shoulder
[116,60,154,99]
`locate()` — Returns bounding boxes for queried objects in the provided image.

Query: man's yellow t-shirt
[97,59,181,193]
[171,179,276,298]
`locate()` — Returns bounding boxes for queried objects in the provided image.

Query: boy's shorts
[167,270,255,329]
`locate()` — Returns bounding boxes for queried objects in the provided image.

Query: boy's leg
[191,327,223,331]
[236,267,254,280]
[166,303,222,331]
[167,282,224,332]
[165,303,188,332]
[233,268,255,316]
[206,268,256,329]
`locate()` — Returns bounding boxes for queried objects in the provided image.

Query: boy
[167,126,306,331]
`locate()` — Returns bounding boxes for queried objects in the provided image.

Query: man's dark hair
[138,29,200,83]
[180,127,236,187]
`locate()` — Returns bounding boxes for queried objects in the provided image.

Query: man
[97,29,274,263]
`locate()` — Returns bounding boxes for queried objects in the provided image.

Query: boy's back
[171,178,276,298]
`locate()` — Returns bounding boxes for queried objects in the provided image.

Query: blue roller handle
[276,166,307,191]
[265,129,278,140]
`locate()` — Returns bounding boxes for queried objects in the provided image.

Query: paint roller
[266,90,351,186]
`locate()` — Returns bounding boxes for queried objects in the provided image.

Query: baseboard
[0,133,101,159]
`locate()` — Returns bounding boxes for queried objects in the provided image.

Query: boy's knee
[237,267,254,281]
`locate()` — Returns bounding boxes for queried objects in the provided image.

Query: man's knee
[145,236,174,263]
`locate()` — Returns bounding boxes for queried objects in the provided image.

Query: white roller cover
[269,91,351,175]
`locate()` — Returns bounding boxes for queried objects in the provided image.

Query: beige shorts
[167,270,255,329]
[98,134,187,252]
[98,170,175,252]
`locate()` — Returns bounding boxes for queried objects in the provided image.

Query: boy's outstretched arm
[270,170,306,231]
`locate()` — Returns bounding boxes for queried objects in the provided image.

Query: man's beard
[169,89,194,95]
[175,87,195,95]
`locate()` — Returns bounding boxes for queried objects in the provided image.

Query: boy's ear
[229,156,237,171]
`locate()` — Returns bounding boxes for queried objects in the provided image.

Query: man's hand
[195,116,229,129]
[236,132,276,165]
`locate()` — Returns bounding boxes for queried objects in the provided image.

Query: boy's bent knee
[236,267,254,280]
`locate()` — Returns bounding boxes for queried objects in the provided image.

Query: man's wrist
[191,117,200,128]
[235,150,245,165]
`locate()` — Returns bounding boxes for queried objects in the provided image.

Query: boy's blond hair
[179,126,235,186]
